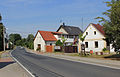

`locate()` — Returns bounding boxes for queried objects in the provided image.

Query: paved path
[0,51,30,77]
[11,47,120,77]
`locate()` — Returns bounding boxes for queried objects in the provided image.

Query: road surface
[11,47,120,77]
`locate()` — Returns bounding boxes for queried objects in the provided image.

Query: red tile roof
[38,30,61,41]
[92,23,105,36]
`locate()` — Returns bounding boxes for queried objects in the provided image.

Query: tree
[16,40,22,46]
[79,33,86,56]
[27,34,34,42]
[9,34,22,45]
[79,33,86,42]
[26,34,34,49]
[96,0,120,54]
[61,36,67,52]
[56,40,63,46]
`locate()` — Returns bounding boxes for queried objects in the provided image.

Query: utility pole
[3,26,5,51]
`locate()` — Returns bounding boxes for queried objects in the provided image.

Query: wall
[34,32,46,52]
[58,27,68,34]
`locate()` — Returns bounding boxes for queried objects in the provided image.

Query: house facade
[78,23,114,53]
[57,23,83,46]
[34,30,62,52]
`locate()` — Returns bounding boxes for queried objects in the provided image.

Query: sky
[0,0,109,37]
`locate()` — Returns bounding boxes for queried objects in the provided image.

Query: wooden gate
[46,45,53,52]
[64,46,78,53]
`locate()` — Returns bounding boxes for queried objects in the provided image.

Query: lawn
[62,52,120,61]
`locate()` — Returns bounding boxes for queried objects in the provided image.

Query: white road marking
[10,50,35,77]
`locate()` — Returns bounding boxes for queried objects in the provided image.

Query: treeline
[9,33,34,49]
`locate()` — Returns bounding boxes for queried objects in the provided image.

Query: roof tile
[38,30,60,41]
[92,24,105,36]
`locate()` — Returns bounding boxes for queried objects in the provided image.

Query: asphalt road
[11,47,120,77]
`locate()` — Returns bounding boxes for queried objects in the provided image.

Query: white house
[78,23,114,53]
[56,23,83,46]
[34,30,62,52]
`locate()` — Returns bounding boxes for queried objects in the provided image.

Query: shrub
[102,48,107,52]
[36,47,41,52]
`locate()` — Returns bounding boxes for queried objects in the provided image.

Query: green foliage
[56,40,63,46]
[9,34,22,45]
[16,40,22,46]
[79,33,86,42]
[36,47,41,52]
[61,36,67,45]
[96,0,120,51]
[26,34,34,49]
[9,33,34,49]
[102,48,107,52]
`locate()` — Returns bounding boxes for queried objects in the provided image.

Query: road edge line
[10,50,35,77]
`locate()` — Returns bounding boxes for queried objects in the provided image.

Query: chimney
[63,22,65,26]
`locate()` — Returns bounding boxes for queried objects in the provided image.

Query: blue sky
[0,0,109,37]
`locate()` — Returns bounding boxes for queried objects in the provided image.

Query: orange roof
[92,24,105,36]
[38,30,61,41]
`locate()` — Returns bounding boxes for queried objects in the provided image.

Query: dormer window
[86,32,88,35]
[94,31,96,35]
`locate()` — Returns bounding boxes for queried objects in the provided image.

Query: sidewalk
[27,49,120,69]
[0,51,31,77]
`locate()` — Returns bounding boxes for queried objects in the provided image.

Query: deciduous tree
[96,0,120,53]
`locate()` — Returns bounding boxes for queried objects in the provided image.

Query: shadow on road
[0,61,14,69]
[104,54,120,60]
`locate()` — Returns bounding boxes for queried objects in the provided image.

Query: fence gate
[65,46,78,53]
[46,45,53,52]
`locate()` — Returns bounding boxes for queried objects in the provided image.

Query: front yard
[53,51,120,61]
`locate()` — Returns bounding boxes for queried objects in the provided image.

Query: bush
[56,40,63,46]
[102,48,107,52]
[36,47,41,52]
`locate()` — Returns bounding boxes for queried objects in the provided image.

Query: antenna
[82,17,83,31]
[60,20,63,25]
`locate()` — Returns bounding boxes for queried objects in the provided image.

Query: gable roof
[92,23,105,36]
[57,25,83,35]
[37,30,61,41]
[84,23,105,36]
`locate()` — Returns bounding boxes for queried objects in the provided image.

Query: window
[94,31,96,35]
[58,35,61,38]
[50,43,52,46]
[86,32,88,35]
[95,41,98,48]
[69,35,73,38]
[37,44,41,50]
[85,42,88,48]
[67,35,69,38]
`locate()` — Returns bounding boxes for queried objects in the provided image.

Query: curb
[10,50,35,77]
